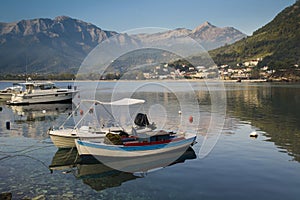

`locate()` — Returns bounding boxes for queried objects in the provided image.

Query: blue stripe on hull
[77,136,196,152]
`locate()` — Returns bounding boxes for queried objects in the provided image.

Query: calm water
[1,81,300,200]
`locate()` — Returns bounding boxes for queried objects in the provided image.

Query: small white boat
[49,126,123,149]
[0,85,23,100]
[49,98,153,148]
[76,131,196,158]
[75,130,196,172]
[7,81,78,105]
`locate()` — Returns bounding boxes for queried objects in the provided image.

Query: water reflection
[0,102,72,138]
[9,103,72,123]
[49,147,196,191]
[225,83,300,162]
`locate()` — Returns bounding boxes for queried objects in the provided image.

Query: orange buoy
[189,116,193,123]
[80,109,84,116]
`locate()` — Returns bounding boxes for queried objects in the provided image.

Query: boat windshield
[38,83,55,90]
[15,82,56,91]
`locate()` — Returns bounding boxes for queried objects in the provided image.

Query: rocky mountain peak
[54,16,71,21]
[189,21,246,49]
[203,21,211,26]
[192,21,215,33]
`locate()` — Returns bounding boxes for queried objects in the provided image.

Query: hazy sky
[0,0,296,35]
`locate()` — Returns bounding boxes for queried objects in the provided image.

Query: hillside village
[1,57,298,81]
[135,58,299,81]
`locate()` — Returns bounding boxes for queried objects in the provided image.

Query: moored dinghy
[75,129,196,172]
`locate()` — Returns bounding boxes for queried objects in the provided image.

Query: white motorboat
[0,85,23,100]
[7,81,78,105]
[49,98,155,149]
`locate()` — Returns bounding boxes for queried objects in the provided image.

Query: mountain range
[0,16,246,74]
[0,16,117,74]
[131,21,246,50]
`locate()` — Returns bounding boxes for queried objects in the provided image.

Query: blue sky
[0,0,295,35]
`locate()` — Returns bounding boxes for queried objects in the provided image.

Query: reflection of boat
[49,147,196,191]
[49,146,196,172]
[170,146,197,165]
[7,81,78,105]
[78,146,197,173]
[49,148,79,171]
[49,98,154,149]
[0,85,22,100]
[76,130,196,172]
[9,103,72,123]
[77,163,140,191]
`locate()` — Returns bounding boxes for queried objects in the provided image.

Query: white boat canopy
[60,98,145,129]
[81,98,145,106]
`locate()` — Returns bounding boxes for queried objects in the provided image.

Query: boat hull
[75,133,196,172]
[7,91,78,105]
[49,127,119,148]
[0,93,13,100]
[49,132,79,149]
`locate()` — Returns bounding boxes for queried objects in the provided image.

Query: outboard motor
[134,113,150,127]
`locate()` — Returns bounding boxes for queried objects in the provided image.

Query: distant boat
[0,85,23,100]
[6,81,78,105]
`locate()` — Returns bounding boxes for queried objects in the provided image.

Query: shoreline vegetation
[1,66,300,83]
[1,71,299,82]
[1,64,300,83]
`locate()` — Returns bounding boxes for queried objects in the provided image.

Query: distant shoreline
[0,78,294,83]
